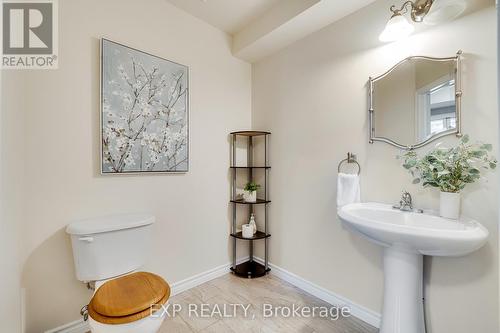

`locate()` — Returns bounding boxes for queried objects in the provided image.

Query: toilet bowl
[89,315,164,333]
[87,272,169,333]
[66,214,168,333]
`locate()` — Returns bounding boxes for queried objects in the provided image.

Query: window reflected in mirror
[371,56,459,149]
[417,76,456,142]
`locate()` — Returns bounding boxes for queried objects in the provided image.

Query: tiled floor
[159,273,378,333]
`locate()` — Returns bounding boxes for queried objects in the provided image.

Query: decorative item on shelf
[249,213,257,235]
[242,224,254,239]
[243,182,261,203]
[399,135,497,219]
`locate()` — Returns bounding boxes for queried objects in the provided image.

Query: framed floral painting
[100,38,189,174]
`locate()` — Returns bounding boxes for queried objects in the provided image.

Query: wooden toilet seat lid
[88,272,170,324]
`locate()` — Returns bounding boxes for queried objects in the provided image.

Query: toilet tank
[66,214,155,282]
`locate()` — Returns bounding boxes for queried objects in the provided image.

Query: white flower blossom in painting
[101,40,188,173]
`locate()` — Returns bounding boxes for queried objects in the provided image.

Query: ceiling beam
[232,0,377,63]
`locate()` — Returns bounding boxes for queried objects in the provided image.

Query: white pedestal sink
[338,202,489,333]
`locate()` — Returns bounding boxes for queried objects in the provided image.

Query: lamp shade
[379,14,415,42]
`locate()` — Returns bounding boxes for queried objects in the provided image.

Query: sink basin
[338,202,489,333]
[338,202,488,257]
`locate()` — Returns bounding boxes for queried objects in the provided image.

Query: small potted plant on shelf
[400,135,496,219]
[243,181,261,203]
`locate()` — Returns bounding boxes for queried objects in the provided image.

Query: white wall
[252,2,498,333]
[0,47,24,333]
[1,0,252,331]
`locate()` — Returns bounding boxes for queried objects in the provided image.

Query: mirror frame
[368,50,462,150]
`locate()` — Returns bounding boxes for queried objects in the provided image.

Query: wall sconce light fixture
[379,0,466,42]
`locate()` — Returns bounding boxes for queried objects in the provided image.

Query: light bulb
[379,14,415,42]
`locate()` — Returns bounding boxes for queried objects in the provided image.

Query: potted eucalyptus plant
[243,181,261,203]
[400,135,496,219]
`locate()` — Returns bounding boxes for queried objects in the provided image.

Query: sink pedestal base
[380,247,425,333]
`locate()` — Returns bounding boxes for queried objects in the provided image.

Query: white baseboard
[46,256,380,332]
[44,319,89,333]
[170,256,248,296]
[253,256,381,328]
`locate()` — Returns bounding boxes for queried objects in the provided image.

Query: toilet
[66,214,169,333]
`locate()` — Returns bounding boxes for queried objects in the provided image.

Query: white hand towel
[337,173,361,208]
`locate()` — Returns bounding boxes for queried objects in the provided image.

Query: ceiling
[166,0,378,62]
[166,0,487,63]
[166,0,282,35]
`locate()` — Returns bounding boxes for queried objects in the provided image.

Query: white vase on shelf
[440,191,461,219]
[242,224,254,238]
[243,190,257,203]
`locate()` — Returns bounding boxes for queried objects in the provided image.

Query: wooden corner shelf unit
[230,130,271,278]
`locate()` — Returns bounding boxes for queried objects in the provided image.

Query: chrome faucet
[393,191,419,212]
[400,191,413,211]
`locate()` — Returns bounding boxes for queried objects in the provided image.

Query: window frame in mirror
[368,51,462,150]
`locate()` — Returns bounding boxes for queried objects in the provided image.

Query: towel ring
[338,152,361,175]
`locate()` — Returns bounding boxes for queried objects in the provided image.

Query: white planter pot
[243,190,257,202]
[242,224,254,238]
[440,191,461,219]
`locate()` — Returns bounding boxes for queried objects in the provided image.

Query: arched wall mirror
[369,51,462,150]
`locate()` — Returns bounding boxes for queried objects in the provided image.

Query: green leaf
[472,150,487,158]
[461,134,470,143]
[403,161,416,169]
[481,144,493,151]
[244,181,261,192]
[412,178,421,184]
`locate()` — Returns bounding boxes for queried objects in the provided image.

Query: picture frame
[100,38,189,174]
